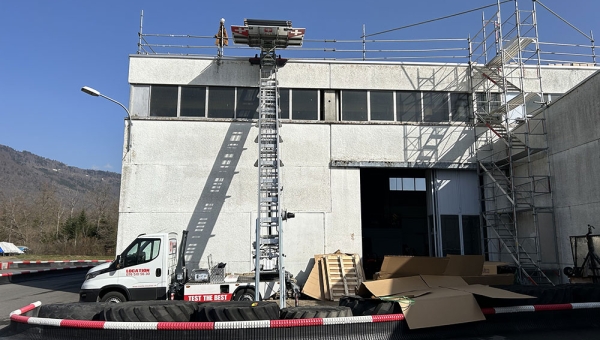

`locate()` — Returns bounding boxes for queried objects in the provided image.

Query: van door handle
[156,268,162,277]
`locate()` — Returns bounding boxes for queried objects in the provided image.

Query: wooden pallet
[320,252,365,301]
[301,251,365,301]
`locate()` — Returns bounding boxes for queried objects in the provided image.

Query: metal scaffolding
[469,0,563,285]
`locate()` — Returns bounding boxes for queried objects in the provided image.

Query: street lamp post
[81,86,132,152]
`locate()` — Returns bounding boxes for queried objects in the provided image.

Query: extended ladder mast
[231,19,305,308]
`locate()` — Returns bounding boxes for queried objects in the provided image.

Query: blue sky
[1,0,597,173]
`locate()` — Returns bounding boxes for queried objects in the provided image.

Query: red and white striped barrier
[481,302,600,314]
[4,260,111,268]
[0,259,112,276]
[9,302,404,330]
[9,301,600,330]
[0,265,101,277]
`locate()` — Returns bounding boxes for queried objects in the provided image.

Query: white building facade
[116,52,598,284]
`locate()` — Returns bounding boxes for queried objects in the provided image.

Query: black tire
[339,295,401,316]
[100,291,127,303]
[37,302,108,321]
[279,306,352,319]
[193,301,280,322]
[476,285,582,307]
[104,300,199,322]
[233,288,256,301]
[571,283,600,302]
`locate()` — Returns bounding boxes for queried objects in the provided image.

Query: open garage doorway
[360,168,429,279]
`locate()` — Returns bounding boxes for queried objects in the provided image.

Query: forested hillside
[0,145,121,255]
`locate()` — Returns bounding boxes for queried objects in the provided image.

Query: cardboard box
[376,255,449,280]
[444,255,485,276]
[482,261,509,275]
[301,258,326,300]
[375,255,514,285]
[461,273,515,285]
[357,275,532,329]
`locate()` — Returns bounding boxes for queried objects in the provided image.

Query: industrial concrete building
[116,3,599,285]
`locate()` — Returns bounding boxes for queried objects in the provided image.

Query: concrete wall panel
[280,166,331,212]
[129,57,258,87]
[129,56,597,94]
[331,124,475,166]
[279,124,331,167]
[326,169,362,255]
[547,73,600,154]
[281,212,326,284]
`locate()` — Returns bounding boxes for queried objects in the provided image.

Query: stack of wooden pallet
[301,251,365,301]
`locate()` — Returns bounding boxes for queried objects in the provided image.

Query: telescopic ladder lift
[231,19,305,307]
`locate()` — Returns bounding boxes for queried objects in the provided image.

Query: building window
[150,86,178,117]
[279,89,290,119]
[451,93,471,122]
[208,86,235,118]
[236,87,259,119]
[423,92,450,122]
[423,92,449,122]
[180,86,206,117]
[370,91,394,121]
[476,92,501,114]
[341,90,368,121]
[389,177,426,191]
[291,89,318,120]
[397,91,422,122]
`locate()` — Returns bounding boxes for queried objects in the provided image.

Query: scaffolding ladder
[469,0,555,285]
[231,19,305,307]
[255,46,283,277]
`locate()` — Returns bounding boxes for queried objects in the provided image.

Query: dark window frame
[207,86,235,119]
[291,89,319,120]
[150,85,178,117]
[180,86,206,117]
[236,87,260,119]
[396,91,422,122]
[422,92,449,123]
[370,90,395,121]
[341,90,368,121]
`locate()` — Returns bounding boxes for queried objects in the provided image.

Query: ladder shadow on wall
[404,125,475,166]
[183,122,251,272]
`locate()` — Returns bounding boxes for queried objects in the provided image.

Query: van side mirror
[112,255,122,269]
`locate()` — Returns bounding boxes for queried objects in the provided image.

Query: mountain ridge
[0,143,121,213]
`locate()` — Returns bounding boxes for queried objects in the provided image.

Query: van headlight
[85,271,100,280]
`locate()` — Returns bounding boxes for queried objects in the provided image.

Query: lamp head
[81,86,100,97]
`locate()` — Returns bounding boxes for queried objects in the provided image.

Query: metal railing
[138,30,597,66]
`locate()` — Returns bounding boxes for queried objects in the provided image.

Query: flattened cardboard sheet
[461,274,515,286]
[450,284,534,299]
[378,256,449,279]
[420,275,468,288]
[301,259,325,300]
[444,255,485,276]
[357,275,534,330]
[399,288,484,329]
[357,275,428,297]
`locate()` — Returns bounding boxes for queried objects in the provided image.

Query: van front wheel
[100,291,127,303]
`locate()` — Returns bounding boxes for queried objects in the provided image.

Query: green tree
[62,209,92,240]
